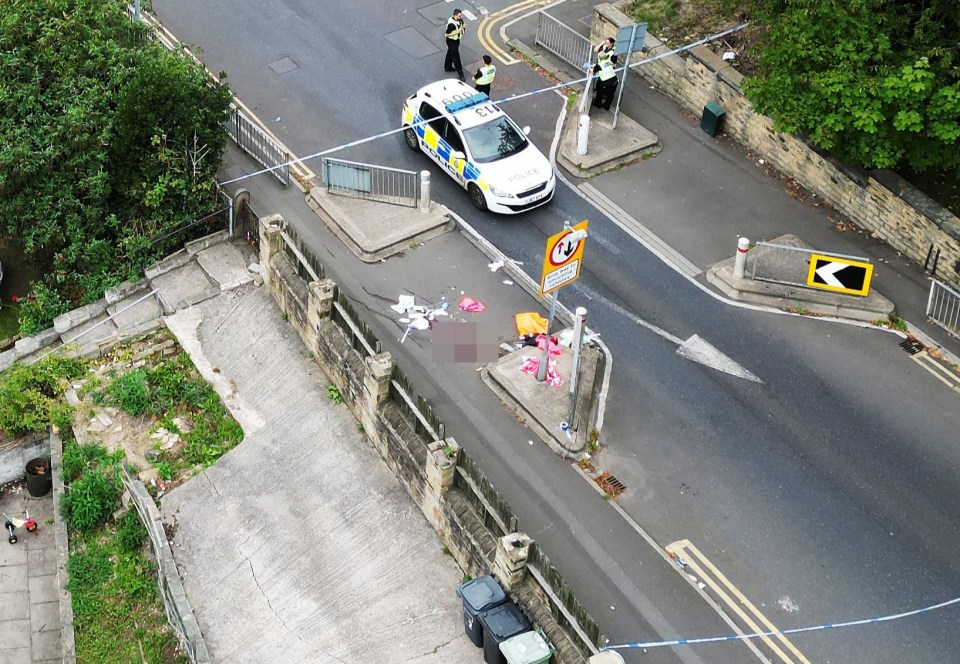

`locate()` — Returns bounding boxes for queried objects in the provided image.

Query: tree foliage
[744,0,960,171]
[0,0,232,333]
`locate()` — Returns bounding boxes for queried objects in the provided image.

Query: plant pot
[25,457,52,498]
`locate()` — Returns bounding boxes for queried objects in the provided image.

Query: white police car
[401,79,555,214]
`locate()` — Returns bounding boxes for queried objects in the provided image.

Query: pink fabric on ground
[519,356,562,387]
[458,297,486,313]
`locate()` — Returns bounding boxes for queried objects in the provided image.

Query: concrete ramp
[161,285,481,663]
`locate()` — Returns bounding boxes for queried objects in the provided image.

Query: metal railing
[536,12,592,72]
[927,280,960,339]
[750,241,870,289]
[227,105,290,187]
[321,157,418,207]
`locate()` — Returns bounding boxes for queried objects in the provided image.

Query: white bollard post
[733,236,750,279]
[577,114,590,156]
[419,170,431,213]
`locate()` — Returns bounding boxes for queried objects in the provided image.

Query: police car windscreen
[463,117,528,163]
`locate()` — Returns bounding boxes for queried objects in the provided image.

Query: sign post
[537,221,589,381]
[612,22,647,129]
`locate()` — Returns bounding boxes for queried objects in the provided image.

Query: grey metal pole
[134,0,141,20]
[566,307,587,425]
[537,293,559,382]
[611,24,638,130]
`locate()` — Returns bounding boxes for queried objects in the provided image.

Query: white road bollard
[419,170,431,213]
[577,114,590,156]
[733,236,750,279]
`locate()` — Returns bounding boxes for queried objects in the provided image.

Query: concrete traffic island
[557,108,661,179]
[306,187,454,263]
[482,339,602,458]
[707,233,896,322]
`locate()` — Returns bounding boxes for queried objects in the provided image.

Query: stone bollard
[492,532,532,592]
[733,236,750,279]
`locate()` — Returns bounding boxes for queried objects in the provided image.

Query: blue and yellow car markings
[404,107,488,191]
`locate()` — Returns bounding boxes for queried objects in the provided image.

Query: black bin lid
[478,602,530,640]
[457,575,507,612]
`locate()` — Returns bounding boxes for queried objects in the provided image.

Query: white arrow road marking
[677,335,763,383]
[575,283,762,383]
[814,262,846,288]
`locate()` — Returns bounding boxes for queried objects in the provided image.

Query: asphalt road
[152,1,960,662]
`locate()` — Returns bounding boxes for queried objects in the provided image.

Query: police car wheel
[403,127,420,151]
[468,184,488,211]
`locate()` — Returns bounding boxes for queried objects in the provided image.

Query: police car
[401,79,555,214]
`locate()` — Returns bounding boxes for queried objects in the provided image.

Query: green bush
[106,368,150,416]
[67,546,113,589]
[0,356,87,436]
[115,510,147,555]
[63,465,120,533]
[62,442,109,485]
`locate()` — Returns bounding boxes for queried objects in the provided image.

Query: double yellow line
[667,540,811,664]
[477,0,555,65]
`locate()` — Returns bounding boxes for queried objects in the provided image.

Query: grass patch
[68,512,185,663]
[626,0,681,35]
[0,301,21,341]
[90,342,245,478]
[63,440,186,663]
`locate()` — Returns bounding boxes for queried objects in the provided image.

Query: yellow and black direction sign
[806,254,874,296]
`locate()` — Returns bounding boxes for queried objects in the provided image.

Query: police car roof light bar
[445,93,489,114]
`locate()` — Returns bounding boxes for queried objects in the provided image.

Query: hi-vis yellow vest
[476,64,496,85]
[447,18,463,40]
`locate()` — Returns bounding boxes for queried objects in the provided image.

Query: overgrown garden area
[0,0,233,335]
[0,328,244,662]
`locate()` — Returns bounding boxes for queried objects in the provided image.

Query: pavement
[0,482,62,664]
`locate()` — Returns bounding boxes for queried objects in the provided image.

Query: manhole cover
[596,471,626,498]
[269,57,299,75]
[899,337,925,355]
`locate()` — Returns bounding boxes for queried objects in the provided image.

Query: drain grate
[899,337,925,355]
[596,471,626,497]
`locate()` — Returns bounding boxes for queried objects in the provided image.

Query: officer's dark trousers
[592,78,618,111]
[475,83,491,96]
[444,40,463,78]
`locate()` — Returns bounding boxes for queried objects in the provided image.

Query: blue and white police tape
[603,594,960,651]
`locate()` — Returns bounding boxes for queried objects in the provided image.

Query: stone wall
[0,432,48,486]
[592,2,960,292]
[258,216,590,663]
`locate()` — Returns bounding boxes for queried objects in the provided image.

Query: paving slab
[150,259,218,313]
[0,486,62,664]
[196,241,256,291]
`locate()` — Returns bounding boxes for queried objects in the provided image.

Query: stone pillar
[423,437,460,531]
[426,438,460,495]
[364,352,394,412]
[258,214,285,290]
[492,532,532,592]
[307,279,336,330]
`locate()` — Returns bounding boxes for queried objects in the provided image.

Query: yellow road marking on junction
[477,0,554,65]
[911,351,960,394]
[666,540,811,664]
